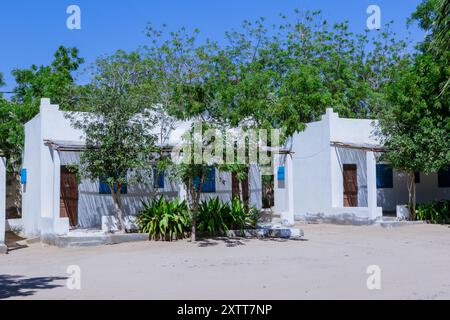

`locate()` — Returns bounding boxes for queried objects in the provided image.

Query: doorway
[60,166,79,227]
[343,164,358,207]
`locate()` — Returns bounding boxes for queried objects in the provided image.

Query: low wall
[295,207,382,225]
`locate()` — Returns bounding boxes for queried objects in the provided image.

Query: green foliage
[69,50,161,230]
[1,46,83,174]
[136,197,259,239]
[197,198,229,234]
[415,200,450,224]
[0,100,27,172]
[197,197,259,235]
[136,197,190,240]
[376,1,450,219]
[0,72,5,90]
[12,46,84,111]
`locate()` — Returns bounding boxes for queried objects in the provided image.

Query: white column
[282,154,295,225]
[0,157,7,253]
[366,151,378,220]
[51,149,68,235]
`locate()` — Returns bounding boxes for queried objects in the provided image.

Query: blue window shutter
[438,167,450,188]
[376,164,393,188]
[193,167,216,193]
[99,174,128,194]
[203,167,216,193]
[277,166,285,181]
[99,177,111,194]
[153,169,165,189]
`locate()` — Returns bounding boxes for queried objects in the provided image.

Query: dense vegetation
[415,200,450,224]
[136,197,259,240]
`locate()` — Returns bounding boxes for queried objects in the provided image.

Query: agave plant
[197,198,230,234]
[197,197,261,234]
[136,197,190,241]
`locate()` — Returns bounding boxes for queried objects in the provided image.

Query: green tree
[377,0,450,219]
[0,47,84,216]
[0,72,5,91]
[12,46,84,112]
[69,50,159,232]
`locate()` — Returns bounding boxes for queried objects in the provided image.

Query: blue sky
[0,0,426,93]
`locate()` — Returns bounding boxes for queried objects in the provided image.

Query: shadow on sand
[197,236,308,248]
[0,274,67,299]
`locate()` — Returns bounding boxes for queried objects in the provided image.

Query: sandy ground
[1,223,450,300]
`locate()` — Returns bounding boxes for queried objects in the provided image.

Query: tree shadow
[259,237,309,243]
[197,236,309,247]
[0,274,67,299]
[197,237,249,248]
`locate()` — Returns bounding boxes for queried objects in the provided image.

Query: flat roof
[44,140,87,152]
[43,139,175,152]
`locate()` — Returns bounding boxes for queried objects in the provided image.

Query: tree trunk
[111,185,126,233]
[190,174,205,242]
[407,172,417,221]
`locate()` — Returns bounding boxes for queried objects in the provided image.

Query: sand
[1,223,450,300]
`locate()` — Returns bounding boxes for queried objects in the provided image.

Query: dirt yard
[1,224,450,300]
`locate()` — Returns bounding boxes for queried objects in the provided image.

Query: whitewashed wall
[77,166,261,229]
[22,99,84,237]
[23,99,263,233]
[377,170,450,212]
[274,109,382,222]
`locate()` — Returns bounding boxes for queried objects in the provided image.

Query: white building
[1,152,6,253]
[21,99,262,239]
[274,108,450,224]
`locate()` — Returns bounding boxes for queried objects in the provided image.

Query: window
[414,172,420,184]
[193,167,216,193]
[438,167,450,188]
[376,164,393,188]
[99,175,128,194]
[153,169,165,189]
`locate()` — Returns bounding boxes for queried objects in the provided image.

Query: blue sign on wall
[20,168,27,184]
[277,166,285,181]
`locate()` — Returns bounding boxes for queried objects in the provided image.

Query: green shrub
[197,197,260,235]
[136,197,261,240]
[136,197,190,241]
[415,200,450,224]
[197,198,229,234]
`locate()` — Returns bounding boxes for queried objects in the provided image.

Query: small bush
[197,197,260,235]
[136,197,190,241]
[415,200,450,224]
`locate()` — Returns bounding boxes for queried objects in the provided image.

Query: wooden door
[60,166,79,227]
[343,164,358,207]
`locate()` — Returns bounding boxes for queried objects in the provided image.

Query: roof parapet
[40,98,60,113]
